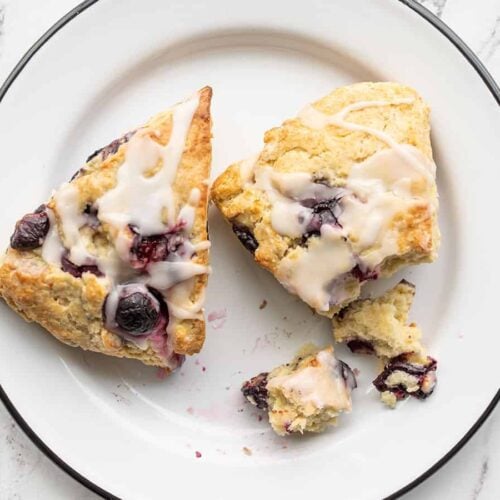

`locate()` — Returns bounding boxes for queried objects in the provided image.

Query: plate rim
[0,1,498,499]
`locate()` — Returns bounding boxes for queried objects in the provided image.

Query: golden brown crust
[0,87,212,367]
[172,86,212,355]
[212,82,439,314]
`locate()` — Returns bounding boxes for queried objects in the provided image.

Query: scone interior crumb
[333,280,425,359]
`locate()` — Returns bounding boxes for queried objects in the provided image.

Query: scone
[0,87,212,371]
[212,82,439,317]
[333,280,425,358]
[241,345,356,436]
[332,280,437,407]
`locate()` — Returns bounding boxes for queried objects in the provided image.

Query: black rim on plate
[0,1,498,499]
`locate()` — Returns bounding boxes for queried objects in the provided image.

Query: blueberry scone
[332,280,437,407]
[212,82,439,316]
[0,87,212,372]
[241,345,356,436]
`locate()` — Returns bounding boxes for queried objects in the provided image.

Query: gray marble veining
[420,0,449,18]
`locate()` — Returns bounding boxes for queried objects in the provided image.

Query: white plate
[0,0,498,498]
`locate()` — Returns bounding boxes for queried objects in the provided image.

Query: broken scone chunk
[332,280,437,407]
[373,353,437,408]
[212,82,440,317]
[241,345,356,436]
[333,280,425,358]
[0,87,212,371]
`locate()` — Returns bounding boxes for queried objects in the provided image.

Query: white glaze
[340,145,435,268]
[299,97,435,181]
[277,225,356,312]
[41,209,65,266]
[165,278,206,321]
[97,93,200,234]
[146,260,208,291]
[267,347,352,410]
[253,167,341,239]
[53,183,93,265]
[177,188,201,231]
[238,154,259,183]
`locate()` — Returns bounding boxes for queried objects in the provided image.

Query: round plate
[0,1,498,498]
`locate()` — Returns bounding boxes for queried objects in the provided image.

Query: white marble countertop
[0,0,498,498]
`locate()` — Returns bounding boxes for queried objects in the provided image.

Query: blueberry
[346,339,376,355]
[86,130,135,163]
[232,224,258,253]
[70,168,85,181]
[129,226,184,270]
[10,209,50,250]
[82,203,100,229]
[61,254,103,278]
[115,290,161,335]
[241,372,269,410]
[302,197,343,240]
[373,354,437,401]
[351,265,378,282]
[338,360,357,390]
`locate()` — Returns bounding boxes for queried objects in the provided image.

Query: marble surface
[0,0,498,498]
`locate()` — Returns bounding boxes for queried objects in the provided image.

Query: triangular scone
[212,82,439,317]
[332,281,437,407]
[0,87,212,371]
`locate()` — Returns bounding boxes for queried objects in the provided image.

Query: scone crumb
[380,391,398,408]
[243,446,253,456]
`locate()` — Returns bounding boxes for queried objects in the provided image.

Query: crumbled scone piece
[332,280,425,358]
[241,345,356,436]
[373,354,437,406]
[212,82,440,317]
[0,87,213,370]
[332,280,438,407]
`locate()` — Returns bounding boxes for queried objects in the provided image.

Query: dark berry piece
[346,339,375,355]
[373,354,437,401]
[338,360,357,390]
[70,168,85,181]
[232,224,258,253]
[302,196,343,239]
[10,210,50,250]
[34,204,47,214]
[86,130,135,163]
[115,290,160,335]
[351,265,379,282]
[129,226,184,270]
[241,372,269,410]
[61,254,103,278]
[82,203,100,229]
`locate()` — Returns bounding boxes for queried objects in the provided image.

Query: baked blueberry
[129,227,184,270]
[346,339,375,355]
[232,224,259,253]
[339,359,358,390]
[351,265,379,282]
[301,196,343,239]
[241,372,269,410]
[86,130,135,163]
[10,209,50,250]
[61,254,103,278]
[373,354,437,401]
[115,288,161,335]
